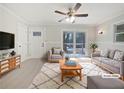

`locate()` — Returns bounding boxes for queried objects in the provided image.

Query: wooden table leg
[79,69,82,81]
[19,64,21,68]
[61,70,64,82]
[121,76,124,81]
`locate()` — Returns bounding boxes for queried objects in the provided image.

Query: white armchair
[48,48,65,62]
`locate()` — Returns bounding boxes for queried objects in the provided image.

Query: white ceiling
[2,3,124,25]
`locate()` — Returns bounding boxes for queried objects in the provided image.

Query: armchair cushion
[52,48,61,54]
[53,48,61,54]
[51,54,63,59]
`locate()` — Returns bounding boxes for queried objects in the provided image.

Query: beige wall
[96,14,124,51]
[44,24,96,56]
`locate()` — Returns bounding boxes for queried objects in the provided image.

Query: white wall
[96,14,124,51]
[0,4,96,59]
[0,6,4,30]
[44,24,96,56]
[0,5,29,61]
[0,4,96,60]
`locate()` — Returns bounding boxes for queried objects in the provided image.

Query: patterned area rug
[29,58,109,89]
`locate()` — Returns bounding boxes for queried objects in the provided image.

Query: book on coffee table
[64,60,77,66]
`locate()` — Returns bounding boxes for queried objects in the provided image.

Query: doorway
[29,27,44,58]
[17,22,28,61]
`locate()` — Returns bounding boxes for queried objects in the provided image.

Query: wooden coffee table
[59,59,83,82]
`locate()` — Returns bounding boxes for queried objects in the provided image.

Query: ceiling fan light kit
[66,16,75,23]
[55,3,88,23]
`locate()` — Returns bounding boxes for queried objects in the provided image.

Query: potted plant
[90,43,98,53]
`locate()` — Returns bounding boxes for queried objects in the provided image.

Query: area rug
[28,58,109,89]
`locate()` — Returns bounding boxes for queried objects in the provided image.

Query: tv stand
[0,55,21,77]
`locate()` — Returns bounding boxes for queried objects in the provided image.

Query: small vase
[92,49,96,53]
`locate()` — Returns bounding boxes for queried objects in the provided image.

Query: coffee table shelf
[62,70,81,76]
[59,59,83,82]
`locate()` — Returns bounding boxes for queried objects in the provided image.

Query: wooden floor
[0,58,44,89]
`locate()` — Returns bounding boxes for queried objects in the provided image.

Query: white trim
[0,4,28,24]
[98,10,124,25]
[97,41,124,45]
[42,24,96,27]
[112,18,124,27]
[46,41,61,44]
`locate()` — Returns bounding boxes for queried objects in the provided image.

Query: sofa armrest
[48,50,52,60]
[60,50,65,58]
[120,61,124,76]
[91,51,101,57]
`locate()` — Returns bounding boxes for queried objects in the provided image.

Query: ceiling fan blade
[58,17,68,22]
[73,3,82,12]
[75,14,88,17]
[55,10,66,15]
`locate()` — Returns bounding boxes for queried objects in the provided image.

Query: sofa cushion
[113,51,124,61]
[108,50,115,59]
[100,49,109,57]
[93,57,104,62]
[102,58,120,68]
[51,54,62,59]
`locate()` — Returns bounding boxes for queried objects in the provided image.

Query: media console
[0,55,21,77]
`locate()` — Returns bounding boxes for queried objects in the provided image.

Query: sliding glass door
[63,31,85,56]
[75,32,85,54]
[63,32,74,54]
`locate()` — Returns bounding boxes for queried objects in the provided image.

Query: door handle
[42,43,44,47]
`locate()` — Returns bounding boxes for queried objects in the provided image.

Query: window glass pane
[76,44,83,48]
[75,48,85,54]
[75,32,85,54]
[63,32,74,53]
[116,24,124,33]
[76,32,85,43]
[63,32,73,43]
[116,33,124,42]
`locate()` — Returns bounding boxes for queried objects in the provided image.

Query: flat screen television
[0,31,15,50]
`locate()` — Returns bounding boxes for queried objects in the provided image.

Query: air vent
[33,32,41,36]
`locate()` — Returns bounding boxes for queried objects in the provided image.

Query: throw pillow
[53,48,61,54]
[108,49,115,59]
[100,49,109,57]
[113,51,124,61]
[51,48,54,54]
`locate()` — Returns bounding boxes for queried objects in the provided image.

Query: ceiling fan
[55,3,88,23]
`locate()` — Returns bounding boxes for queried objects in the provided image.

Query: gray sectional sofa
[91,49,124,80]
[87,76,124,89]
